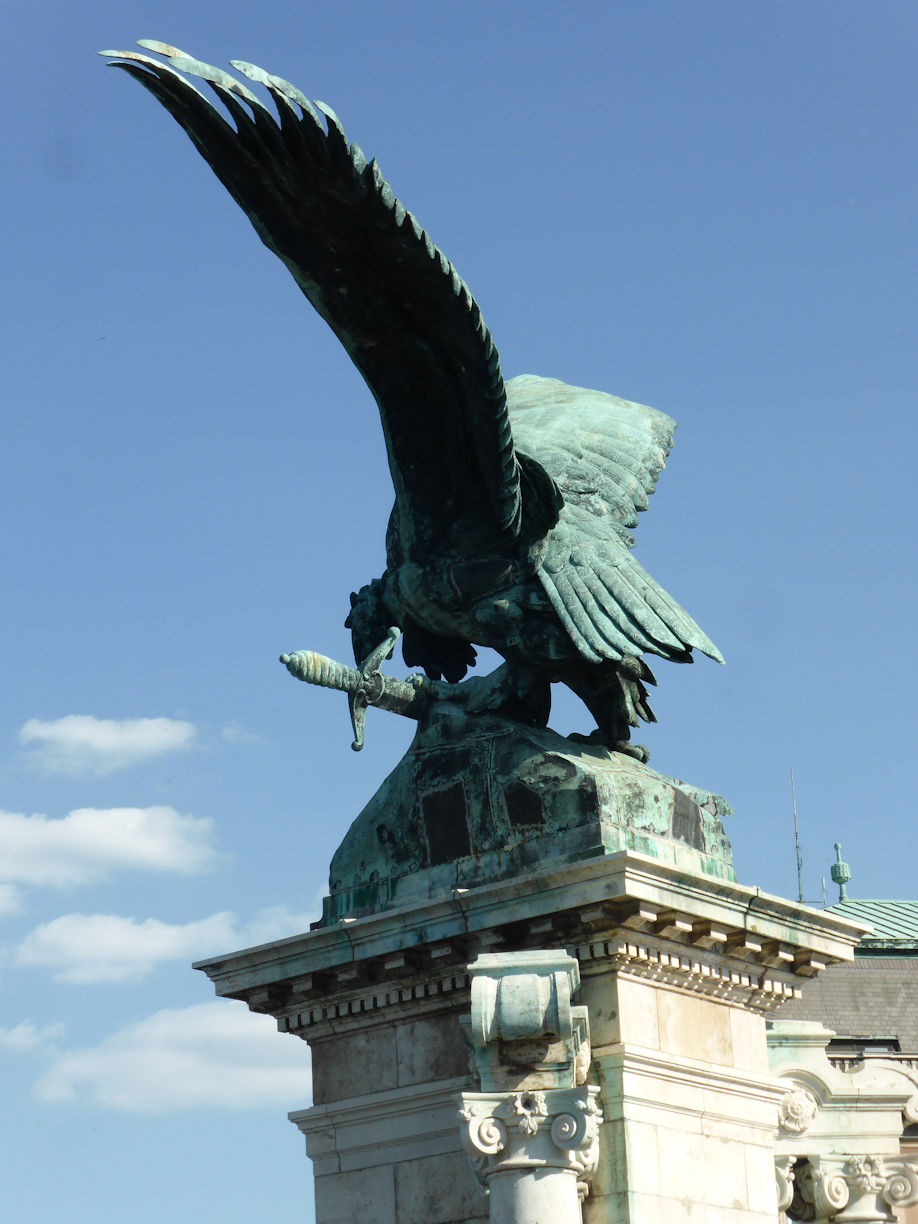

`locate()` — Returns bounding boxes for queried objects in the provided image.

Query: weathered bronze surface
[320,701,735,925]
[280,627,418,751]
[104,42,723,759]
[106,44,735,909]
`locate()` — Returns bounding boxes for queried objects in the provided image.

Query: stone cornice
[274,931,805,1040]
[278,968,472,1037]
[194,852,866,1032]
[577,934,803,1009]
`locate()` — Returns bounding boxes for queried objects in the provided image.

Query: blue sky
[3,3,917,1220]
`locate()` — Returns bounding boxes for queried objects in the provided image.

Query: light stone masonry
[196,851,866,1223]
[767,1020,918,1222]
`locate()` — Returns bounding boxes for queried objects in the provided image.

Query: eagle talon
[567,729,650,764]
[454,662,551,728]
[616,741,651,764]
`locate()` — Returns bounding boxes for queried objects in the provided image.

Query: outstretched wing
[508,376,723,664]
[102,42,546,553]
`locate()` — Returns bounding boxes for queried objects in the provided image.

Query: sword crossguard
[348,626,401,751]
[279,627,404,751]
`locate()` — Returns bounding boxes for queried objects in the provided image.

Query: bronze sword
[279,627,428,750]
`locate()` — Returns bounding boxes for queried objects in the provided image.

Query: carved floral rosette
[778,1087,819,1135]
[459,1085,603,1198]
[789,1154,918,1221]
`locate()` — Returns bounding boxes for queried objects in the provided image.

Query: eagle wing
[103,43,550,553]
[508,376,723,665]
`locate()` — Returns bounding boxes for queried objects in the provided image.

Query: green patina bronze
[831,842,852,902]
[106,43,733,908]
[320,702,735,924]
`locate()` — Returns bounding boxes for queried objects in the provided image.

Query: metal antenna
[791,767,804,903]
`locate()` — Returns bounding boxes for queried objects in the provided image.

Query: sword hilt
[279,650,359,692]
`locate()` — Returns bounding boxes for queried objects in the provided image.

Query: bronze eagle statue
[104,41,723,758]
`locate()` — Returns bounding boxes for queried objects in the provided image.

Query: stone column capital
[789,1154,918,1222]
[775,1154,796,1212]
[459,1085,603,1199]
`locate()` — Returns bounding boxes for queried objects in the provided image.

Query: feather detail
[103,43,537,545]
[105,45,722,687]
[510,376,723,666]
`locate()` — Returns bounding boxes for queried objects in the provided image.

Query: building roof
[777,864,918,1047]
[826,899,918,952]
[776,956,918,1050]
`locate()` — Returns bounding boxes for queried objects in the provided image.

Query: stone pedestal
[318,707,735,926]
[196,851,864,1223]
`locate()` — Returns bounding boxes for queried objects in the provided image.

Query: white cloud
[33,1002,311,1112]
[220,722,262,744]
[14,905,315,983]
[16,913,236,983]
[19,715,197,776]
[0,1021,63,1054]
[236,905,317,949]
[0,806,221,890]
[0,883,22,916]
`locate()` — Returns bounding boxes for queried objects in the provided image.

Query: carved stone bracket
[788,1154,918,1222]
[775,1154,796,1213]
[461,949,591,1093]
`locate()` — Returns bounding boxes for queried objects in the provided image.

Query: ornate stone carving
[459,951,603,1218]
[770,1025,918,1222]
[459,1085,603,1198]
[789,1155,918,1222]
[462,950,591,1092]
[778,1087,819,1134]
[775,1155,796,1212]
[512,1090,546,1136]
[881,1160,918,1212]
